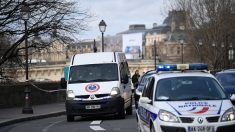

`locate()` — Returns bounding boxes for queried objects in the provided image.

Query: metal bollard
[22,83,33,114]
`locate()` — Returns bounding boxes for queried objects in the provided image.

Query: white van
[64,52,133,121]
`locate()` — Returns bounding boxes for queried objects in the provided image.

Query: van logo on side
[85,84,100,93]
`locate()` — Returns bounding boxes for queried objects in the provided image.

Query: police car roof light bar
[156,63,208,72]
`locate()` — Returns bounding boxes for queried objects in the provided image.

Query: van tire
[126,98,132,115]
[118,104,125,119]
[67,115,74,122]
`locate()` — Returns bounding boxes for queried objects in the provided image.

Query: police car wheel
[67,115,74,122]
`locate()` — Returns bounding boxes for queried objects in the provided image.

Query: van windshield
[69,63,118,84]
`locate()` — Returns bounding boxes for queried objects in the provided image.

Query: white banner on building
[122,33,142,59]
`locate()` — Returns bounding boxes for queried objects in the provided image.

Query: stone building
[144,10,196,63]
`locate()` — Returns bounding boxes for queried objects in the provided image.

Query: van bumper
[66,96,124,116]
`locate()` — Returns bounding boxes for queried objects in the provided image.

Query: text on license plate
[188,126,215,132]
[85,105,101,109]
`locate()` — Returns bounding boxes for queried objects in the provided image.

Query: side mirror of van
[230,94,235,105]
[121,75,129,84]
[60,78,67,89]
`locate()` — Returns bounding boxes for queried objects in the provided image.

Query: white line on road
[90,120,102,125]
[42,120,65,132]
[90,126,105,131]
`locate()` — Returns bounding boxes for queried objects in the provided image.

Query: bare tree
[0,0,91,67]
[167,0,235,69]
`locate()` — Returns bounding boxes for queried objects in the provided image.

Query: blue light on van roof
[157,63,208,71]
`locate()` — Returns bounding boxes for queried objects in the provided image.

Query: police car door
[138,77,155,132]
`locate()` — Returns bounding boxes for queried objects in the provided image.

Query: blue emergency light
[157,63,208,71]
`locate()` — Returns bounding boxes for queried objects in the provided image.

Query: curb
[0,111,66,127]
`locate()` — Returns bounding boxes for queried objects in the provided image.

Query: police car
[136,64,235,132]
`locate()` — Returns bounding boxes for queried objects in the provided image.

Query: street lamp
[21,2,33,114]
[228,43,234,68]
[154,40,157,70]
[221,43,225,68]
[99,20,107,52]
[180,39,184,64]
[198,40,203,62]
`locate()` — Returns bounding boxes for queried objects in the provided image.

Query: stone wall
[0,82,65,108]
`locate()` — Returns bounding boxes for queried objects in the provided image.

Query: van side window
[120,62,128,81]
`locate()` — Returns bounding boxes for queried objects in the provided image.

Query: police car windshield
[69,63,118,83]
[155,76,227,101]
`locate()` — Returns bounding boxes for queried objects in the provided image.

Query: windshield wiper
[69,80,88,83]
[178,96,219,101]
[178,97,200,100]
[88,79,111,82]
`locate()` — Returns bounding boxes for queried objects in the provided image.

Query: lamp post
[180,39,184,64]
[98,20,107,52]
[228,43,234,68]
[221,43,225,69]
[21,3,33,114]
[198,40,203,63]
[154,40,157,70]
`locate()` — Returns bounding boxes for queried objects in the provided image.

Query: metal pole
[181,43,184,64]
[102,32,104,52]
[154,40,156,70]
[22,20,33,114]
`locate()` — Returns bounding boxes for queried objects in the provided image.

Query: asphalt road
[0,111,138,132]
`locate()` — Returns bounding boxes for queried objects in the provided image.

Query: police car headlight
[67,90,75,100]
[110,87,120,96]
[221,108,235,122]
[159,110,179,123]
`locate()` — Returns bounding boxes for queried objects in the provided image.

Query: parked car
[134,70,156,109]
[215,69,235,96]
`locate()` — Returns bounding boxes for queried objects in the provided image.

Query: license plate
[188,126,215,132]
[85,105,101,109]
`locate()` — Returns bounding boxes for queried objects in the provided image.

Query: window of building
[177,46,181,55]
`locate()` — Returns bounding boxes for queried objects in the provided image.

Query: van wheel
[67,115,74,122]
[126,98,132,115]
[118,104,125,119]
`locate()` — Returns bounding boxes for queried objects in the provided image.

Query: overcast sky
[79,0,170,39]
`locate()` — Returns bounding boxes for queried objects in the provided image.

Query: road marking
[90,126,105,131]
[42,120,65,132]
[90,120,102,125]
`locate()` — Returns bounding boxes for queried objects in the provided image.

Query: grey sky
[79,0,169,39]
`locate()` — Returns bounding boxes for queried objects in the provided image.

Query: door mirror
[230,94,235,105]
[121,75,129,84]
[139,97,152,104]
[60,78,67,89]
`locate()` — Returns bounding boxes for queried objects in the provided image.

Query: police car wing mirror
[139,97,152,104]
[230,94,235,101]
[60,78,67,89]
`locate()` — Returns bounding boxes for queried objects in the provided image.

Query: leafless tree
[0,0,91,67]
[167,0,235,69]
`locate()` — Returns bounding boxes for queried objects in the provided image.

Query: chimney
[153,23,157,28]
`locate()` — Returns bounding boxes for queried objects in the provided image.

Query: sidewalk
[0,102,65,127]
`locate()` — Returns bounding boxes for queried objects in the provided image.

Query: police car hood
[155,100,232,116]
[67,81,119,95]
